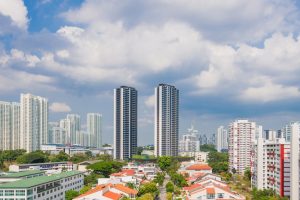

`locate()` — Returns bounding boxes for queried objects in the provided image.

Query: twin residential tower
[114,84,179,160]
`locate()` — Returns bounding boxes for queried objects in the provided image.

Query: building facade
[114,86,138,160]
[251,137,290,197]
[66,114,81,145]
[179,125,200,152]
[216,126,228,152]
[228,120,262,174]
[20,93,48,152]
[0,101,20,150]
[48,122,66,145]
[154,84,179,157]
[87,113,102,148]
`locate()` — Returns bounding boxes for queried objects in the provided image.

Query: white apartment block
[216,126,228,152]
[20,93,48,152]
[179,151,208,163]
[290,122,300,200]
[0,171,83,200]
[154,84,179,157]
[228,119,262,174]
[0,101,20,150]
[251,136,290,197]
[67,114,81,145]
[179,125,200,152]
[48,122,66,144]
[87,113,102,148]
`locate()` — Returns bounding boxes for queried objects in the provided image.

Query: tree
[157,156,172,171]
[207,151,229,173]
[170,172,187,187]
[200,144,217,152]
[87,161,124,177]
[251,188,288,200]
[85,151,93,158]
[126,182,136,189]
[244,168,251,181]
[136,146,144,155]
[167,192,172,200]
[69,153,88,163]
[80,185,91,194]
[153,172,165,186]
[84,173,103,185]
[96,154,112,161]
[137,193,154,200]
[102,144,111,147]
[166,182,174,193]
[138,182,159,196]
[16,151,49,164]
[65,190,79,200]
[49,151,69,162]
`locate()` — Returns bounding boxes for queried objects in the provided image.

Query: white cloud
[240,81,300,102]
[0,0,28,31]
[145,95,155,108]
[49,102,72,112]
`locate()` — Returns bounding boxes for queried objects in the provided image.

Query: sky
[1,0,300,145]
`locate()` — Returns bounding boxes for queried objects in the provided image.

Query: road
[158,174,170,200]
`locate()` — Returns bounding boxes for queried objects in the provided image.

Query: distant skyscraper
[20,93,48,152]
[154,84,179,157]
[179,125,200,152]
[114,86,138,160]
[87,113,102,148]
[216,126,228,152]
[66,114,81,145]
[48,122,66,144]
[228,119,262,174]
[0,101,20,150]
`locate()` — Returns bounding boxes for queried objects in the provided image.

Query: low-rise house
[179,163,212,177]
[183,181,245,200]
[0,171,83,200]
[74,184,138,200]
[179,151,209,163]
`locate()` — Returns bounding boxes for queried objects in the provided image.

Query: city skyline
[1,1,300,145]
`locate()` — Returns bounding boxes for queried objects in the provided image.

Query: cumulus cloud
[49,102,72,112]
[0,0,28,34]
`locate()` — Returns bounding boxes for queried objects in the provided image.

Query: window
[27,189,33,196]
[0,190,3,196]
[218,193,224,198]
[4,190,14,196]
[16,190,26,196]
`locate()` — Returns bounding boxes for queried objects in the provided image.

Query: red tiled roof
[206,188,215,194]
[75,185,106,199]
[186,164,212,171]
[183,183,202,191]
[122,169,135,176]
[114,184,138,195]
[103,191,122,200]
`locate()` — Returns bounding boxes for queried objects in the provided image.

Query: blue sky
[1,0,300,145]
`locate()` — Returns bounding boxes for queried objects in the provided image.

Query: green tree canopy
[16,151,49,164]
[157,156,172,171]
[137,193,154,200]
[87,161,124,177]
[65,190,79,200]
[166,182,174,193]
[200,144,217,152]
[49,151,69,162]
[138,182,159,197]
[207,151,229,173]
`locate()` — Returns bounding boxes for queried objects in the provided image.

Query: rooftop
[0,170,44,178]
[186,164,212,171]
[0,171,82,188]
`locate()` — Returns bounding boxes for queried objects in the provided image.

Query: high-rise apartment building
[66,114,81,145]
[48,122,66,144]
[216,126,228,152]
[87,113,102,148]
[251,136,290,197]
[179,125,200,152]
[0,101,20,150]
[20,93,48,152]
[290,122,300,200]
[154,84,179,157]
[114,86,138,160]
[228,119,262,174]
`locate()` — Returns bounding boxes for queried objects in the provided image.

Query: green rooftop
[0,170,45,178]
[0,171,82,189]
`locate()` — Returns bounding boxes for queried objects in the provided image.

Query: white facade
[0,101,20,150]
[251,136,290,197]
[48,122,66,144]
[179,125,200,152]
[20,93,48,152]
[154,84,179,157]
[87,113,102,148]
[66,114,81,145]
[228,119,262,174]
[216,126,228,152]
[179,151,208,163]
[290,122,300,200]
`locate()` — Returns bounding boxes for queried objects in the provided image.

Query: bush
[166,182,174,193]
